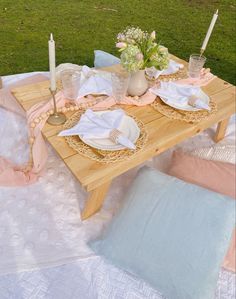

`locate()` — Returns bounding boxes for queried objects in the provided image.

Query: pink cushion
[168,151,236,273]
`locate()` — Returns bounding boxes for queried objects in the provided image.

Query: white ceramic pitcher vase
[127,69,148,97]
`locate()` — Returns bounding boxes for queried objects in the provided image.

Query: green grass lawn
[0,0,235,84]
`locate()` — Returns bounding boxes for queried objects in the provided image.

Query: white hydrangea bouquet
[116,27,169,73]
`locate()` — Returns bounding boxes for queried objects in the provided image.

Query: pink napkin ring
[109,129,122,144]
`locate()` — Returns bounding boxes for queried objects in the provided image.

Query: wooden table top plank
[123,104,164,124]
[47,133,77,159]
[201,77,233,97]
[43,111,75,138]
[14,94,51,113]
[12,80,51,111]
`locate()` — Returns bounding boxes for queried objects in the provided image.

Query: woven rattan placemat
[63,110,148,163]
[146,67,188,83]
[159,67,188,81]
[151,98,217,123]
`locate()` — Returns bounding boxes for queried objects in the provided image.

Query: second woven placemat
[151,98,217,123]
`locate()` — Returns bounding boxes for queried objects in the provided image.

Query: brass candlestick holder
[47,88,66,126]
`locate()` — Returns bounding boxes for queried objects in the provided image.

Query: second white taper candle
[201,10,218,53]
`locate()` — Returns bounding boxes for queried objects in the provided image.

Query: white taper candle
[48,33,57,91]
[201,10,218,52]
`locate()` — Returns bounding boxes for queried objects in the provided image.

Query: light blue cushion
[90,167,235,299]
[94,50,120,68]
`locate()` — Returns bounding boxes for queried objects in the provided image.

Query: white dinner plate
[160,89,210,112]
[80,111,140,151]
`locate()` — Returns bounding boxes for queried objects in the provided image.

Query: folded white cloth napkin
[150,81,210,110]
[146,59,184,79]
[56,64,112,99]
[58,109,136,150]
[78,66,112,98]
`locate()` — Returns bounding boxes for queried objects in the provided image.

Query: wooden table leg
[214,118,230,143]
[81,180,111,220]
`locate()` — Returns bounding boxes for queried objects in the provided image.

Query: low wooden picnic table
[11,55,235,219]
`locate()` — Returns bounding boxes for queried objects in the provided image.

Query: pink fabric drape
[0,75,48,186]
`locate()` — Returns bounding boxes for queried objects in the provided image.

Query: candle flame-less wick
[50,33,54,41]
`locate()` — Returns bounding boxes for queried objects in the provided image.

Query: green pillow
[90,166,235,299]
